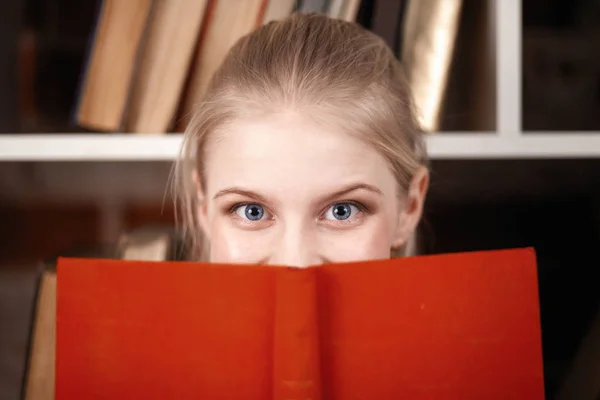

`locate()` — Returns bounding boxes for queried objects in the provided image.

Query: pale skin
[195,110,429,267]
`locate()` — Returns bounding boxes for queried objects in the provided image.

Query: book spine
[70,0,104,129]
[400,0,463,132]
[272,267,321,400]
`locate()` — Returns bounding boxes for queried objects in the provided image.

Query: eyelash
[227,200,369,225]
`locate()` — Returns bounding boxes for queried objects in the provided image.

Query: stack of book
[74,0,361,134]
[73,0,462,134]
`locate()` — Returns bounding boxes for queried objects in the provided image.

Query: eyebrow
[212,183,383,204]
[319,183,384,204]
[212,187,269,203]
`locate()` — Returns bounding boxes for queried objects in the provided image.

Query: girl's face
[197,111,427,267]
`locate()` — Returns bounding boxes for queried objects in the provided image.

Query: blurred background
[1,0,599,399]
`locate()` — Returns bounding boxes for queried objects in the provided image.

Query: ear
[391,166,429,248]
[192,169,211,241]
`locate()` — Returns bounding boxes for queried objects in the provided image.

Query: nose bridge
[270,220,318,268]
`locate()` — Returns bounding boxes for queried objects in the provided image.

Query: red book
[56,247,545,399]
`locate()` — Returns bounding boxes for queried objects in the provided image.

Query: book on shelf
[22,245,118,400]
[118,224,184,262]
[68,0,469,135]
[338,0,361,22]
[70,0,372,134]
[23,262,56,400]
[320,0,362,22]
[74,0,153,132]
[400,0,463,133]
[123,0,209,133]
[175,0,266,131]
[56,247,545,399]
[262,0,296,24]
[22,225,180,400]
[299,0,329,13]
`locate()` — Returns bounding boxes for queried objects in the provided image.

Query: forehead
[202,111,396,196]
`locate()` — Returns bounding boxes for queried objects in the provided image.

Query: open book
[55,247,545,399]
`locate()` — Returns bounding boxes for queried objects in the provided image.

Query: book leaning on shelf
[72,0,370,134]
[56,247,546,399]
[22,225,181,400]
[74,0,268,133]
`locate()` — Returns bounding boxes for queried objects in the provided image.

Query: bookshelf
[0,1,599,399]
[1,0,599,160]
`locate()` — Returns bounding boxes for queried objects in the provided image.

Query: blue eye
[325,203,358,221]
[235,203,266,221]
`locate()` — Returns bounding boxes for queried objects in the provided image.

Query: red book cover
[56,247,545,399]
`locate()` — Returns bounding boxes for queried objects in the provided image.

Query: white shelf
[1,133,600,161]
[0,134,183,161]
[426,133,600,159]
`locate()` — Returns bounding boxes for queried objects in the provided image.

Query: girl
[174,12,429,266]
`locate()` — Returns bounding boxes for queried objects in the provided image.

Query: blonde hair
[173,12,428,261]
